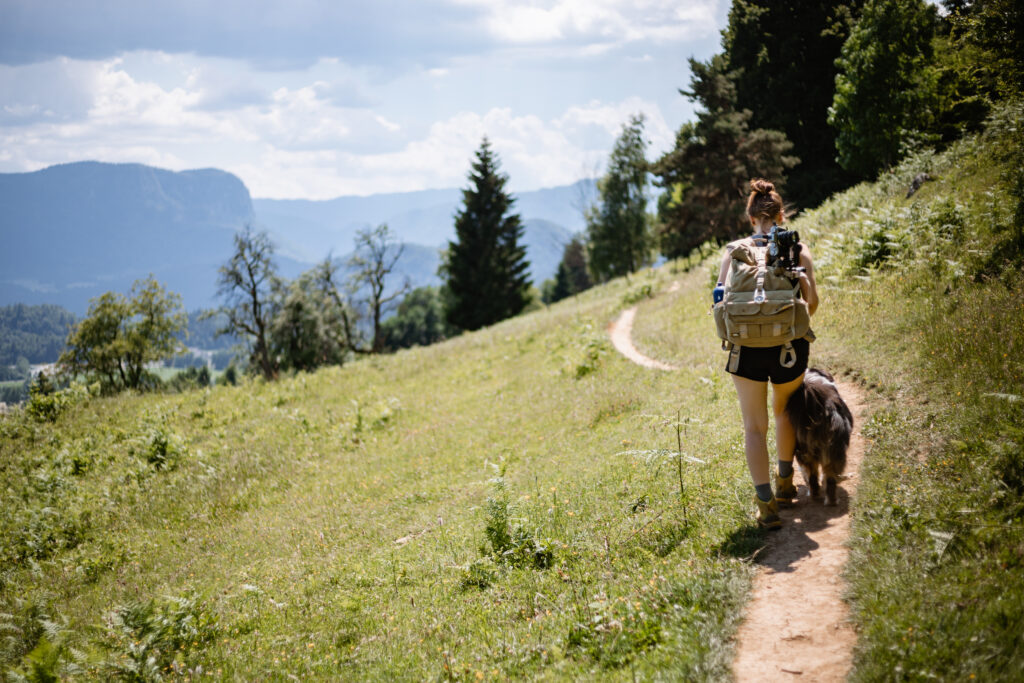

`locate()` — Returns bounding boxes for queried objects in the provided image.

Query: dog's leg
[806,458,823,501]
[823,462,838,506]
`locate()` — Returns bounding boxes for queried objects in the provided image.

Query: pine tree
[653,56,797,259]
[586,114,651,283]
[723,0,865,207]
[547,237,591,304]
[443,139,532,332]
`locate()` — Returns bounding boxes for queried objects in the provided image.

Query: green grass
[3,101,1022,681]
[2,263,766,680]
[791,101,1024,681]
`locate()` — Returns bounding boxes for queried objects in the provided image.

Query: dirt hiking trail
[609,295,868,682]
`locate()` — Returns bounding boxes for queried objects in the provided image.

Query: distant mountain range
[0,161,594,314]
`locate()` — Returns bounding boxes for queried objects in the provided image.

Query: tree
[944,0,1024,99]
[213,228,279,380]
[348,224,410,353]
[59,291,127,390]
[543,236,592,304]
[380,286,452,351]
[653,56,798,259]
[443,138,532,332]
[586,114,651,283]
[723,0,865,207]
[59,277,186,392]
[828,0,937,179]
[270,257,360,371]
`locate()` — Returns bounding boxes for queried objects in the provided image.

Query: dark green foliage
[829,0,938,178]
[653,56,797,259]
[944,0,1024,98]
[443,139,532,332]
[269,258,354,372]
[586,115,651,282]
[543,236,592,304]
[380,286,452,351]
[0,304,76,365]
[723,1,864,208]
[58,278,187,393]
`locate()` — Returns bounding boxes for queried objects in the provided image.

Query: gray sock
[778,459,794,478]
[755,483,773,502]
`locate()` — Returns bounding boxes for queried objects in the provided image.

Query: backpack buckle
[753,287,765,303]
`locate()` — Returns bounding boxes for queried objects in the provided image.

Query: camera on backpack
[767,225,804,278]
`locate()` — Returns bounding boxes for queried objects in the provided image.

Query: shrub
[100,594,219,681]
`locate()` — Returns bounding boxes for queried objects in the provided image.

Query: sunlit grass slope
[4,101,1022,681]
[635,100,1024,681]
[3,256,770,679]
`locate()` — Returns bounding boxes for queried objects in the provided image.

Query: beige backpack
[712,236,813,372]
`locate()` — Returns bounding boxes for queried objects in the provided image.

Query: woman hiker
[714,179,818,528]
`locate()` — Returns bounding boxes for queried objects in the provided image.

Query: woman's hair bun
[750,178,775,196]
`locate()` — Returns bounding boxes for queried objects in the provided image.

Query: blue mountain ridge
[0,162,594,314]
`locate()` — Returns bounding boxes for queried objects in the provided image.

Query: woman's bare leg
[732,374,770,485]
[771,373,806,464]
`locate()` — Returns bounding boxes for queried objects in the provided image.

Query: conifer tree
[545,236,591,304]
[443,139,532,332]
[724,0,865,207]
[586,114,651,283]
[653,56,797,259]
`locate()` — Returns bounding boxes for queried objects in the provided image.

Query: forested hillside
[0,303,75,364]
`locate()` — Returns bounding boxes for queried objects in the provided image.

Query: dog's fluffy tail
[825,398,854,475]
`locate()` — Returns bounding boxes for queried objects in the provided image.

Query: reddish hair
[746,178,784,222]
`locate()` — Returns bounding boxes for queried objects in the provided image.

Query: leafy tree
[586,114,651,282]
[443,138,532,332]
[828,0,937,179]
[653,56,798,258]
[380,286,452,351]
[269,258,355,371]
[59,278,186,392]
[944,0,1024,98]
[348,224,410,353]
[723,0,865,207]
[543,236,592,304]
[213,228,279,380]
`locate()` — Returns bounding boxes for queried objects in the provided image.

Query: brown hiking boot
[754,495,782,529]
[775,473,797,507]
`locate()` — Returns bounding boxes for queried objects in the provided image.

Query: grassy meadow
[3,101,1023,680]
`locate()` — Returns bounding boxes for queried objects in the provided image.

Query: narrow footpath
[608,297,866,682]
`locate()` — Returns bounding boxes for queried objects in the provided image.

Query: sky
[0,0,729,199]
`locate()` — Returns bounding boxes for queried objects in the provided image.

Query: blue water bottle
[712,283,725,304]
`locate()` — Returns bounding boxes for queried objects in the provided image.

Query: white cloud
[240,99,674,199]
[0,44,692,199]
[453,0,721,47]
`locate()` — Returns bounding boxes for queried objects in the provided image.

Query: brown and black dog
[785,368,854,506]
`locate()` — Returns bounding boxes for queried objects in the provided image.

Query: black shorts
[726,338,809,384]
